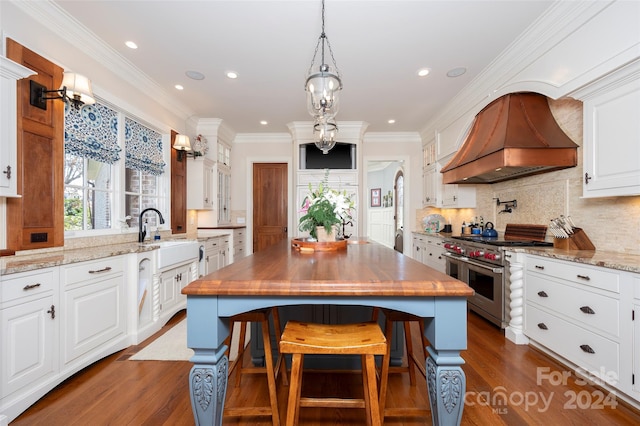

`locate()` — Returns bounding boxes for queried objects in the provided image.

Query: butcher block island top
[183,239,472,297]
[181,239,473,426]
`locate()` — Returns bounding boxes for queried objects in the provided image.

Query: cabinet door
[1,296,56,397]
[634,301,640,396]
[423,165,438,206]
[205,249,220,275]
[217,168,231,225]
[62,275,125,365]
[583,76,640,197]
[160,270,178,312]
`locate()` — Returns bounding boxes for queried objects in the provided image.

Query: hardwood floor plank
[10,310,640,425]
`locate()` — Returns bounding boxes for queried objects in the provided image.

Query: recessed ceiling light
[226,71,239,79]
[260,120,268,125]
[185,70,205,80]
[175,84,184,91]
[447,67,467,78]
[417,68,430,77]
[388,119,396,124]
[125,41,138,49]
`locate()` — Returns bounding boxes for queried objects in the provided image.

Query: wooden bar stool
[373,307,429,419]
[279,321,387,426]
[223,307,287,425]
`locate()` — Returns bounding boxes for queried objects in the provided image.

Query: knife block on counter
[553,228,595,250]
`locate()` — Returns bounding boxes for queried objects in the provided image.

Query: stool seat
[280,321,387,426]
[224,307,286,426]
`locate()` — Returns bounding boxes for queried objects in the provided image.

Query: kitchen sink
[151,240,199,270]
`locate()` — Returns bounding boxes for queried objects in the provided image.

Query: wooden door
[170,130,187,234]
[6,39,64,250]
[253,163,287,252]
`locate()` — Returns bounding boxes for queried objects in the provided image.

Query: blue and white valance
[64,102,121,164]
[125,117,166,176]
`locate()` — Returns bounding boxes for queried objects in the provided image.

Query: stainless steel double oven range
[443,225,552,328]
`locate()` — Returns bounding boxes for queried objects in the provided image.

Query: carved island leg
[426,349,466,426]
[189,353,228,425]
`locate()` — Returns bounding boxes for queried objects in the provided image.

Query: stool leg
[286,353,304,426]
[271,307,289,386]
[261,318,281,426]
[378,317,393,419]
[403,321,417,385]
[363,354,382,426]
[234,321,248,386]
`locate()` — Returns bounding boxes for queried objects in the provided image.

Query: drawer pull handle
[23,283,42,291]
[537,291,548,298]
[89,266,112,274]
[537,323,548,330]
[47,305,56,319]
[580,344,595,354]
[535,265,545,270]
[576,274,590,281]
[580,306,595,315]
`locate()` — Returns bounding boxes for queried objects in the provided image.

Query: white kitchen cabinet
[422,164,439,207]
[423,141,437,168]
[157,260,196,325]
[187,158,215,210]
[633,275,640,399]
[1,268,58,401]
[523,254,639,407]
[217,166,231,225]
[230,228,245,262]
[412,233,426,263]
[411,233,445,273]
[0,56,35,197]
[575,61,640,198]
[440,180,476,208]
[217,139,231,167]
[202,235,230,275]
[60,256,126,369]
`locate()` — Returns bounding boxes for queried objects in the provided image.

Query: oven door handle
[462,258,504,274]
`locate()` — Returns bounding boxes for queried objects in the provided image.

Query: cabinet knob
[537,291,548,298]
[537,323,548,330]
[535,265,545,270]
[47,305,56,319]
[2,165,11,179]
[584,172,592,184]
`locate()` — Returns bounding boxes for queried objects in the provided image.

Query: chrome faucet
[138,208,165,243]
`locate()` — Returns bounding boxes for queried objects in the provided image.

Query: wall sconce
[29,72,95,110]
[173,134,191,161]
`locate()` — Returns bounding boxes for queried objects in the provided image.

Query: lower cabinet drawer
[525,304,619,379]
[526,274,619,338]
[1,268,56,306]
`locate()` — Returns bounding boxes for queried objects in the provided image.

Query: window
[64,154,113,230]
[63,102,167,234]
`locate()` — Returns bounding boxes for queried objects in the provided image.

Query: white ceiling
[54,0,553,135]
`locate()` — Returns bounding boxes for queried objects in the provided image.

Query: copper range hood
[441,92,578,184]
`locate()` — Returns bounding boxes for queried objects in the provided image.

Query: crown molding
[12,0,195,122]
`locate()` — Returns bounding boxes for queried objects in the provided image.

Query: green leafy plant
[298,170,354,240]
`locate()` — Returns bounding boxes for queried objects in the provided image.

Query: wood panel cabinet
[6,39,64,251]
[170,131,187,234]
[0,56,35,198]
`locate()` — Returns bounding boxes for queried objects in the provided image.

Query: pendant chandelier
[306,0,342,153]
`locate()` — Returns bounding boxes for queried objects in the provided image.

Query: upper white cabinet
[187,158,215,210]
[574,60,640,198]
[0,57,35,197]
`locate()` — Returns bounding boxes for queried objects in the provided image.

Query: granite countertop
[510,247,640,274]
[0,240,197,276]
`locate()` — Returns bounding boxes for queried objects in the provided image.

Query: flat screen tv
[300,142,356,169]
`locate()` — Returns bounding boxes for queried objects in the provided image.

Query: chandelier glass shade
[313,117,338,154]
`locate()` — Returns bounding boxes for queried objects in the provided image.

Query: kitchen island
[182,239,474,425]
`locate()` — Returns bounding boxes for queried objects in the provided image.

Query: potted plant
[299,171,354,241]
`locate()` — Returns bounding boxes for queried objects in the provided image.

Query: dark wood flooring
[10,310,640,425]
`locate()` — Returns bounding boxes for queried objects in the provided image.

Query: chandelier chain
[306,0,341,78]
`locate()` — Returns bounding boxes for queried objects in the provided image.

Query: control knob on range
[469,250,484,258]
[484,253,500,261]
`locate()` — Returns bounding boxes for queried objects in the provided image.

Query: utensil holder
[553,228,595,250]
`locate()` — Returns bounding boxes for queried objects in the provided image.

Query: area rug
[130,320,245,361]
